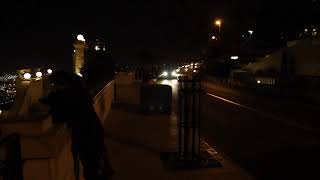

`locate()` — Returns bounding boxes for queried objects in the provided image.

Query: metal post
[184,79,189,158]
[192,79,196,160]
[161,74,220,170]
[178,81,182,155]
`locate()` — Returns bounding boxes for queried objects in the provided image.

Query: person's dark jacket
[40,86,105,155]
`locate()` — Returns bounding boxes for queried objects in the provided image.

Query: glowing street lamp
[231,56,239,60]
[211,36,217,40]
[23,73,31,80]
[47,69,53,74]
[36,72,43,78]
[215,19,222,32]
[77,34,86,42]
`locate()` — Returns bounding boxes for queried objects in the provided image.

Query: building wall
[73,41,87,75]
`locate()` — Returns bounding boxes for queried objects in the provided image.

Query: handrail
[93,80,114,102]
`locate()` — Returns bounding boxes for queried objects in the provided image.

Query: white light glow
[36,72,43,78]
[77,34,86,42]
[171,71,176,76]
[231,56,239,60]
[0,110,2,115]
[185,68,188,72]
[161,80,170,85]
[47,69,53,74]
[193,70,197,73]
[95,46,100,51]
[176,69,180,72]
[163,71,168,77]
[257,80,261,84]
[23,73,31,80]
[248,30,254,35]
[211,36,216,40]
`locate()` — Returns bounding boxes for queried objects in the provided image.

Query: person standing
[40,70,114,180]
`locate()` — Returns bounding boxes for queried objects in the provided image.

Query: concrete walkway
[104,104,255,180]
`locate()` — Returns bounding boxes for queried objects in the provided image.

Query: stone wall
[114,72,141,105]
[93,80,114,126]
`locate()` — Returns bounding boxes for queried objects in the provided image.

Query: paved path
[103,104,254,180]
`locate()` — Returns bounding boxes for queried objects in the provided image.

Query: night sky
[0,0,318,73]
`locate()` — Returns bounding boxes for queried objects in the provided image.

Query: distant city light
[305,28,308,33]
[231,56,239,60]
[171,71,176,76]
[248,30,254,35]
[193,70,197,73]
[0,74,17,81]
[211,36,217,40]
[0,110,2,115]
[77,34,86,42]
[185,68,188,72]
[176,69,180,72]
[47,69,53,74]
[77,73,83,77]
[257,80,261,84]
[23,73,31,80]
[95,45,100,51]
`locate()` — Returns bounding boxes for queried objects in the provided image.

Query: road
[160,79,320,180]
[201,81,320,180]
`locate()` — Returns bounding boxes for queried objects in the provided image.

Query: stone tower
[73,34,88,76]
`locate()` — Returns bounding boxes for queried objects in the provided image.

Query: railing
[0,133,23,180]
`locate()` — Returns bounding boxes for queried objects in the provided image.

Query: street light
[231,56,239,60]
[77,34,85,42]
[211,35,217,40]
[215,19,222,33]
[23,73,31,80]
[36,72,43,78]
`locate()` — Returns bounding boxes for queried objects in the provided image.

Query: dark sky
[0,0,318,73]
